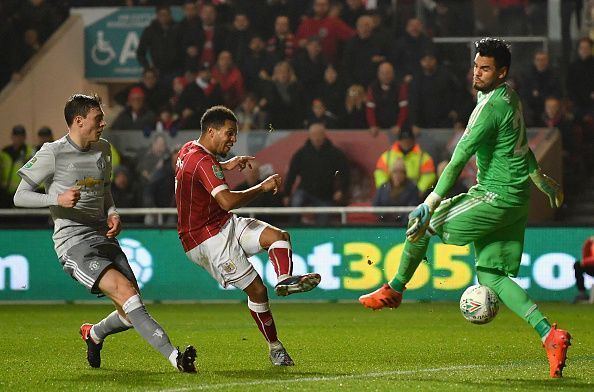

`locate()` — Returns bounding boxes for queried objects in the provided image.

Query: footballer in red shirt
[175,105,321,366]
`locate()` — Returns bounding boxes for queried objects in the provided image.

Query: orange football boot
[359,284,403,310]
[543,323,571,378]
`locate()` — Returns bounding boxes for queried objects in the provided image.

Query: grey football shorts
[59,237,138,295]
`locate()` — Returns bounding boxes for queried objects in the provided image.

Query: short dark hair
[200,105,237,133]
[475,37,511,70]
[64,94,102,126]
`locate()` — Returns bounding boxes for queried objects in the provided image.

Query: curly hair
[200,105,238,133]
[474,37,511,70]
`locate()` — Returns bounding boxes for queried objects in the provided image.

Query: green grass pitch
[0,302,592,391]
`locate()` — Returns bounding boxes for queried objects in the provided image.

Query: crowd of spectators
[1,0,593,225]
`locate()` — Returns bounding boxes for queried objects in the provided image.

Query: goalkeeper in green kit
[359,38,571,378]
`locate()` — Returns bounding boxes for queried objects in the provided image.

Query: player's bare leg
[97,267,196,372]
[243,275,294,366]
[259,226,321,296]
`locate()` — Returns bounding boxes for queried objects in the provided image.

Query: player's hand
[261,174,282,194]
[106,214,122,238]
[405,192,442,243]
[406,203,432,242]
[57,187,81,208]
[530,170,563,208]
[221,156,255,171]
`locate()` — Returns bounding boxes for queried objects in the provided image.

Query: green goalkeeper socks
[476,267,551,339]
[389,235,431,292]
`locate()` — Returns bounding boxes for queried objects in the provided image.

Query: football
[459,285,499,324]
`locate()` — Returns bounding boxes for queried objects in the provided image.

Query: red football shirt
[175,141,231,252]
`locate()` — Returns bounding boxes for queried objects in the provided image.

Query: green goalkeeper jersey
[435,83,537,207]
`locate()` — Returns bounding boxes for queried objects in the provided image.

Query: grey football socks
[90,310,133,342]
[122,294,177,365]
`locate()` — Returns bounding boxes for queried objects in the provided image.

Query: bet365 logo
[120,238,153,288]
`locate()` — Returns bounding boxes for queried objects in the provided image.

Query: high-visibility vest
[0,145,34,195]
[374,142,436,193]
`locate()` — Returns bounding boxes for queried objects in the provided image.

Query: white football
[459,284,499,324]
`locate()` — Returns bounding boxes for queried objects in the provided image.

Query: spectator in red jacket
[211,50,245,109]
[295,0,355,63]
[197,2,228,67]
[267,15,298,64]
[366,62,409,139]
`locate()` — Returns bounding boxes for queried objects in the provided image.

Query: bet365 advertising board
[0,228,591,302]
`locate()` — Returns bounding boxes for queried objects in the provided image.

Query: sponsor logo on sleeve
[212,165,224,180]
[23,157,37,169]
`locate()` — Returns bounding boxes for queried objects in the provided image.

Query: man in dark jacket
[519,50,562,126]
[283,123,350,223]
[409,51,460,130]
[136,6,181,84]
[567,37,594,123]
[176,63,224,129]
[390,18,435,81]
[114,68,171,113]
[292,36,327,108]
[178,0,202,71]
[342,14,387,87]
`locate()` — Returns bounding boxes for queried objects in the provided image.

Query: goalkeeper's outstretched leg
[359,234,431,310]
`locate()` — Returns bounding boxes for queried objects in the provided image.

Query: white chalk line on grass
[157,364,495,392]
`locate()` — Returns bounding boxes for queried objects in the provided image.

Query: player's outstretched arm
[220,156,255,171]
[527,149,563,208]
[214,174,282,211]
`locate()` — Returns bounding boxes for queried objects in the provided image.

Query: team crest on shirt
[23,157,37,169]
[222,261,236,274]
[212,165,224,180]
[96,156,106,170]
[89,260,100,271]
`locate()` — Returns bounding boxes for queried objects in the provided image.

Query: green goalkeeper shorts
[427,193,529,277]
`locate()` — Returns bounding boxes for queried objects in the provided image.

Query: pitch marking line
[159,364,494,391]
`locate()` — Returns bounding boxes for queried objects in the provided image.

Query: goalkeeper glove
[406,192,442,243]
[530,169,563,208]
